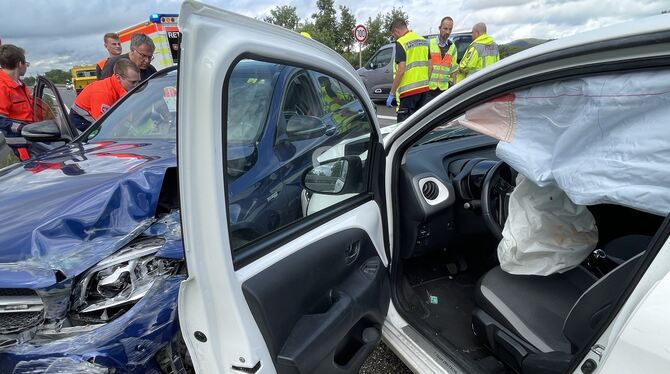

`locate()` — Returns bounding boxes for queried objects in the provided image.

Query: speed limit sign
[353,24,368,43]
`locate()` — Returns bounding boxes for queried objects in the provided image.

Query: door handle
[344,241,360,265]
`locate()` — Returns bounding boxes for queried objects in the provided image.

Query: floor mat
[412,274,488,361]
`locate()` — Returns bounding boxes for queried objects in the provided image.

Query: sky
[1,0,667,75]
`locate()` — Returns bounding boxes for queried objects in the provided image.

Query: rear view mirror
[286,115,326,141]
[21,120,63,142]
[302,156,363,195]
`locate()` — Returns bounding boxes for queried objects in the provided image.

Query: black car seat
[472,235,649,373]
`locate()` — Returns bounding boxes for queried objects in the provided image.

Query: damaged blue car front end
[0,68,188,373]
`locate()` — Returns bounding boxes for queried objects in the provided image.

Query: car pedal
[446,262,458,275]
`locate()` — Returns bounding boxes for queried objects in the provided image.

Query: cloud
[3,0,667,75]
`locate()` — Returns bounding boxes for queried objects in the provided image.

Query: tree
[44,69,70,84]
[263,5,300,31]
[311,0,338,49]
[361,14,386,64]
[23,76,36,87]
[337,5,356,54]
[383,7,409,31]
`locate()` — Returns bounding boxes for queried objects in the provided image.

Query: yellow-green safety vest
[394,31,430,98]
[455,34,500,84]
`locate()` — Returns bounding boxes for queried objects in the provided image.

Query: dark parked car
[357,32,473,101]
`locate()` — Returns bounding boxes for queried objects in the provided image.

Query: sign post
[353,24,368,68]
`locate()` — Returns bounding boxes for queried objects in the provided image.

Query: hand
[385,93,394,107]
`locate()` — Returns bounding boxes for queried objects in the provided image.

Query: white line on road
[376,115,396,120]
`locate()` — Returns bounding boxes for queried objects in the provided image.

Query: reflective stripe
[398,80,429,93]
[473,43,500,68]
[405,60,430,70]
[396,31,430,97]
[405,39,429,49]
[71,103,95,122]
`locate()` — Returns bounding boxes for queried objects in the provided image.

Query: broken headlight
[72,237,178,322]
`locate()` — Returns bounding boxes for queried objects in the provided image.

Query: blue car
[0,61,367,373]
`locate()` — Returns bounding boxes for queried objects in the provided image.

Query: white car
[177,2,670,374]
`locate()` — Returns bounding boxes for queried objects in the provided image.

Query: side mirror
[226,143,257,178]
[21,120,63,142]
[286,115,326,141]
[302,156,363,195]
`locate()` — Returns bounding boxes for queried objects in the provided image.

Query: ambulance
[117,13,180,70]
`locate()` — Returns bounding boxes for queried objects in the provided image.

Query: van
[357,32,472,101]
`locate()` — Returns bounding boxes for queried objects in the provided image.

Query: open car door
[33,76,77,141]
[177,1,390,373]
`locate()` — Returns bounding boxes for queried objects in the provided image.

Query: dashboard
[397,134,500,259]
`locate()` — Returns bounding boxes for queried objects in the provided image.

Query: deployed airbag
[460,70,670,216]
[498,175,598,275]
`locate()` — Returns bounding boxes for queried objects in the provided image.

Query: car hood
[0,140,177,287]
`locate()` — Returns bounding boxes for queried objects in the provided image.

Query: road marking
[377,115,396,120]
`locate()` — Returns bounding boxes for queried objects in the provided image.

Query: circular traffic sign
[353,24,368,43]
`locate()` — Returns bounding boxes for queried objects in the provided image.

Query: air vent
[422,181,439,200]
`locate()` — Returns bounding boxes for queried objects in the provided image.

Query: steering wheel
[481,161,516,240]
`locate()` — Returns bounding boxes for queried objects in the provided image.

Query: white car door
[177,1,390,373]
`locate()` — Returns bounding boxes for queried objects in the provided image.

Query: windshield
[415,116,478,145]
[86,70,178,141]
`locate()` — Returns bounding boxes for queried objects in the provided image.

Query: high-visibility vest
[395,31,430,99]
[455,34,500,83]
[428,38,457,91]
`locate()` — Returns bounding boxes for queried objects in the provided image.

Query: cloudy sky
[2,0,667,75]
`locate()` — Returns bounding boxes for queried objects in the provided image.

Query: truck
[70,64,97,94]
[117,13,180,70]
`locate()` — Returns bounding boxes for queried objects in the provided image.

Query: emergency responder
[386,19,432,122]
[0,44,33,138]
[454,22,500,83]
[428,16,458,100]
[68,58,140,131]
[96,33,122,79]
[101,33,157,82]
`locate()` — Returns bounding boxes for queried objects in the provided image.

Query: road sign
[353,24,368,43]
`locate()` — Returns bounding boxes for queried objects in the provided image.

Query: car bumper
[0,275,186,374]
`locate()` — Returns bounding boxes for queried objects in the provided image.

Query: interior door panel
[242,228,390,374]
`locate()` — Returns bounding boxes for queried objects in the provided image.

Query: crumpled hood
[0,140,177,286]
[472,33,496,46]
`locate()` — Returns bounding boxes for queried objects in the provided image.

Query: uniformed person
[428,17,458,101]
[69,58,140,131]
[0,44,33,160]
[96,33,122,79]
[386,19,432,122]
[454,22,500,84]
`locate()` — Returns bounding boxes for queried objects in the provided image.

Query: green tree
[311,0,338,49]
[263,5,300,31]
[361,14,386,64]
[23,76,36,87]
[383,7,409,31]
[337,5,356,54]
[44,69,70,84]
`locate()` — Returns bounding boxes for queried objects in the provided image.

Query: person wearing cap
[96,33,122,79]
[0,44,33,138]
[69,58,140,131]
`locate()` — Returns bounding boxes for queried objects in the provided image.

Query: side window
[282,73,322,122]
[367,47,392,70]
[225,59,374,251]
[34,86,66,128]
[375,48,393,68]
